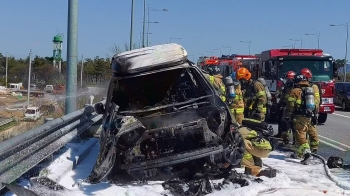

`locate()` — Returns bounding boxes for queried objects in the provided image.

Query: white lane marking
[319,139,347,151]
[318,135,350,149]
[333,113,350,119]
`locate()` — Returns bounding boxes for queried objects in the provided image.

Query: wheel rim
[223,131,245,166]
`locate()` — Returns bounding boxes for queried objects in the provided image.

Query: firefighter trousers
[293,116,319,156]
[235,113,244,125]
[241,139,272,174]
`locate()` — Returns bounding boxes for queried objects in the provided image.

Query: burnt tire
[222,131,245,167]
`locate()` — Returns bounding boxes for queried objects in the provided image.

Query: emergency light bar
[269,49,324,57]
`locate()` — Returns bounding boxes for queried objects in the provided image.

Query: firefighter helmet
[207,65,221,75]
[236,67,251,81]
[300,68,312,79]
[285,71,296,79]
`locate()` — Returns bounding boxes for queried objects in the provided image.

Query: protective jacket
[228,82,245,124]
[204,73,226,102]
[285,81,313,117]
[244,80,267,118]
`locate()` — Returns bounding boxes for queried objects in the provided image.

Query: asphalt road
[270,107,350,164]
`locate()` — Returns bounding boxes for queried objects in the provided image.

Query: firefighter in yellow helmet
[285,74,317,164]
[225,71,245,125]
[236,67,267,121]
[203,65,226,102]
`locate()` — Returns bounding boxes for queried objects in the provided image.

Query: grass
[0,86,108,142]
[0,120,18,133]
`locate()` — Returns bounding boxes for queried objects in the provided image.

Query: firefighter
[285,74,317,164]
[236,67,267,121]
[276,71,296,141]
[203,65,226,102]
[300,68,320,153]
[238,125,273,175]
[226,72,245,125]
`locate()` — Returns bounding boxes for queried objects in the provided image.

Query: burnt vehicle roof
[114,62,194,79]
[111,43,188,76]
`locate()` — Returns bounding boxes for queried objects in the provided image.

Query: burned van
[87,43,245,183]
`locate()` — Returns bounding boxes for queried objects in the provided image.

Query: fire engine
[231,55,260,78]
[199,56,219,71]
[214,55,260,78]
[259,48,339,124]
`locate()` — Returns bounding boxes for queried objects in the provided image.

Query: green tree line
[0,42,138,88]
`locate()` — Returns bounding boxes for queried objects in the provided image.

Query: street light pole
[305,32,321,49]
[142,0,146,47]
[5,52,8,88]
[147,4,150,47]
[129,0,134,50]
[146,6,168,47]
[27,49,32,107]
[330,22,349,82]
[289,38,302,49]
[240,41,252,55]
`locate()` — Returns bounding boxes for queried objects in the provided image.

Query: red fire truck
[200,56,219,70]
[231,55,260,78]
[259,49,339,124]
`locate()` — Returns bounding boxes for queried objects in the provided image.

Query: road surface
[271,107,350,164]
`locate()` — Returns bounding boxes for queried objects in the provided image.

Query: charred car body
[87,44,245,183]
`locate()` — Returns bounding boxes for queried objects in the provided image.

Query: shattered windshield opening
[111,67,209,112]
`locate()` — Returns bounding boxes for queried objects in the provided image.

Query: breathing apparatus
[225,76,236,104]
[257,77,272,106]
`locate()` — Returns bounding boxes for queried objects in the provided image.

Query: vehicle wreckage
[87,43,247,184]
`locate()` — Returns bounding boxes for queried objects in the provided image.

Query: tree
[335,59,346,68]
[109,42,138,57]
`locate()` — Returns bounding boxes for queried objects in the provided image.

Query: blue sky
[1,0,350,61]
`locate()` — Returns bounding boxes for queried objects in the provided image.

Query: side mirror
[94,102,105,114]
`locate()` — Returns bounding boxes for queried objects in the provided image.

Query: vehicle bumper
[319,104,335,113]
[121,145,225,171]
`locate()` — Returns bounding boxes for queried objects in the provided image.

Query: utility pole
[27,49,32,107]
[142,0,146,47]
[5,52,8,88]
[80,54,84,88]
[129,0,134,50]
[66,0,78,114]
